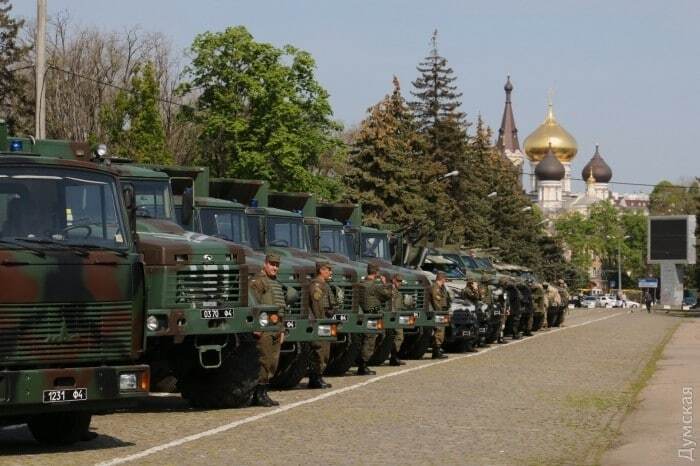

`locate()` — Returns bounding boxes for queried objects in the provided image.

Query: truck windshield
[267,216,306,250]
[459,255,480,270]
[199,208,249,245]
[319,226,350,256]
[130,179,174,221]
[474,257,494,270]
[0,166,127,249]
[361,233,390,261]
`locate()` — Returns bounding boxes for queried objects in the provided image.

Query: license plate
[201,308,234,319]
[333,313,349,322]
[479,327,486,333]
[462,330,471,336]
[493,310,501,315]
[43,388,87,403]
[285,320,297,329]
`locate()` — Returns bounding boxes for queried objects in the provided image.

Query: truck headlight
[259,312,269,327]
[366,319,381,330]
[434,314,449,324]
[398,315,412,325]
[119,373,138,390]
[146,315,159,331]
[317,324,337,337]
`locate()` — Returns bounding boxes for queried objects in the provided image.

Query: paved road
[0,309,680,466]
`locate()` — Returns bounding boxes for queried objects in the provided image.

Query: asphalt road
[0,309,681,466]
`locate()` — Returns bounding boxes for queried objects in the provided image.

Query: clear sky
[12,0,700,192]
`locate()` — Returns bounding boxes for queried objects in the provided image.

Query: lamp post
[431,170,460,245]
[607,234,631,297]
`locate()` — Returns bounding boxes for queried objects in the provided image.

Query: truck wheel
[368,330,395,366]
[179,338,259,409]
[28,412,92,445]
[270,342,312,389]
[399,328,432,359]
[325,335,362,376]
[443,337,473,353]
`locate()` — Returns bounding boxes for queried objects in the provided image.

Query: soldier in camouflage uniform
[557,279,570,326]
[531,281,547,330]
[545,282,562,327]
[497,277,510,343]
[518,281,534,336]
[307,261,335,389]
[357,263,392,375]
[462,279,481,303]
[429,271,449,359]
[390,273,406,366]
[249,253,285,407]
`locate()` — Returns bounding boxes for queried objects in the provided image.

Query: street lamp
[606,234,631,297]
[487,191,498,198]
[521,206,532,212]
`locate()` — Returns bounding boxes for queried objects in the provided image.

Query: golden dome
[523,101,578,163]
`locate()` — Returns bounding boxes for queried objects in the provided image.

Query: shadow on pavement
[0,424,134,455]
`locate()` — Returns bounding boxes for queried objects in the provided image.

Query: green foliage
[100,62,171,164]
[344,77,432,228]
[649,179,699,215]
[0,0,30,132]
[181,26,343,199]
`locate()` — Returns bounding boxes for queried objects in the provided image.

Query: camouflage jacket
[250,271,285,308]
[430,283,451,312]
[309,276,337,319]
[359,277,392,313]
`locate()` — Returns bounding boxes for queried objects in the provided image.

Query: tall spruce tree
[345,77,432,228]
[0,0,29,131]
[409,30,469,243]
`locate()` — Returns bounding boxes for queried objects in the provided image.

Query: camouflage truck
[149,166,338,389]
[16,137,283,409]
[0,127,149,445]
[266,192,420,366]
[315,204,451,359]
[208,179,383,376]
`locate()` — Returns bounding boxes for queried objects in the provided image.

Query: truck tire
[399,328,432,359]
[179,338,259,409]
[368,330,395,366]
[325,335,362,376]
[270,342,312,389]
[443,336,473,353]
[28,412,92,445]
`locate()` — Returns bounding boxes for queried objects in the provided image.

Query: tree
[649,179,699,215]
[181,26,343,198]
[0,0,30,131]
[101,62,171,164]
[344,76,431,228]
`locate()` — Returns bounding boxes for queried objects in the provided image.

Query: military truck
[11,135,283,409]
[315,204,452,359]
[151,166,338,389]
[208,179,383,376]
[0,127,149,444]
[265,192,420,365]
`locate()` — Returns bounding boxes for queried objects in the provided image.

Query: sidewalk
[601,318,699,466]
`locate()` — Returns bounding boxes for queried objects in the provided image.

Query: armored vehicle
[0,127,149,444]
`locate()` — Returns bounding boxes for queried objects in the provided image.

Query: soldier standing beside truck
[357,264,392,375]
[249,253,285,407]
[429,272,449,359]
[390,273,406,366]
[308,262,335,389]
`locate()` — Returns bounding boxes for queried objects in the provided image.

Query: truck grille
[0,301,133,366]
[176,267,241,305]
[340,285,353,312]
[401,286,426,310]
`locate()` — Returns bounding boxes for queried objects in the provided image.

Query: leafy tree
[649,179,699,215]
[344,77,431,228]
[101,62,171,164]
[0,0,30,132]
[181,26,342,198]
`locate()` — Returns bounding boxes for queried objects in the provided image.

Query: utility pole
[35,0,47,139]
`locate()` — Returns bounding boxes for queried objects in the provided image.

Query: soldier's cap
[265,253,281,264]
[558,279,566,285]
[367,263,380,274]
[435,271,447,280]
[392,273,404,281]
[316,260,332,272]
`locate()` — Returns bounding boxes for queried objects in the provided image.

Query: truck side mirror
[181,187,194,226]
[122,184,137,241]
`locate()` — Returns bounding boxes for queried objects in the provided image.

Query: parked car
[598,295,617,308]
[581,296,598,309]
[614,299,640,308]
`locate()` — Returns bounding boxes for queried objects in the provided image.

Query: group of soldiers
[249,253,571,407]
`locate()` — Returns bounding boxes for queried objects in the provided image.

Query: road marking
[96,311,623,466]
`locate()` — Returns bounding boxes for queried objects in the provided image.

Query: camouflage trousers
[432,327,445,348]
[393,328,404,353]
[257,332,282,384]
[309,341,330,375]
[359,334,378,363]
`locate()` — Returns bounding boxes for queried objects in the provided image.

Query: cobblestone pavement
[0,309,680,466]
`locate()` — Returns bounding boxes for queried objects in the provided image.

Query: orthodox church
[495,76,648,216]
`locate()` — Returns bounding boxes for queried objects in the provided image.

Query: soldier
[545,281,562,327]
[249,253,285,407]
[390,273,406,366]
[496,277,510,343]
[429,271,449,359]
[531,281,547,330]
[518,281,534,336]
[307,261,335,389]
[461,279,481,303]
[505,279,522,340]
[557,279,570,326]
[357,263,392,375]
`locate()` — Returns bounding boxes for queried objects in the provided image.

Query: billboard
[647,215,697,264]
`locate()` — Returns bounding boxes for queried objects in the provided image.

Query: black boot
[260,385,279,406]
[432,347,448,359]
[357,360,376,375]
[251,385,271,407]
[307,373,332,389]
[389,351,405,366]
